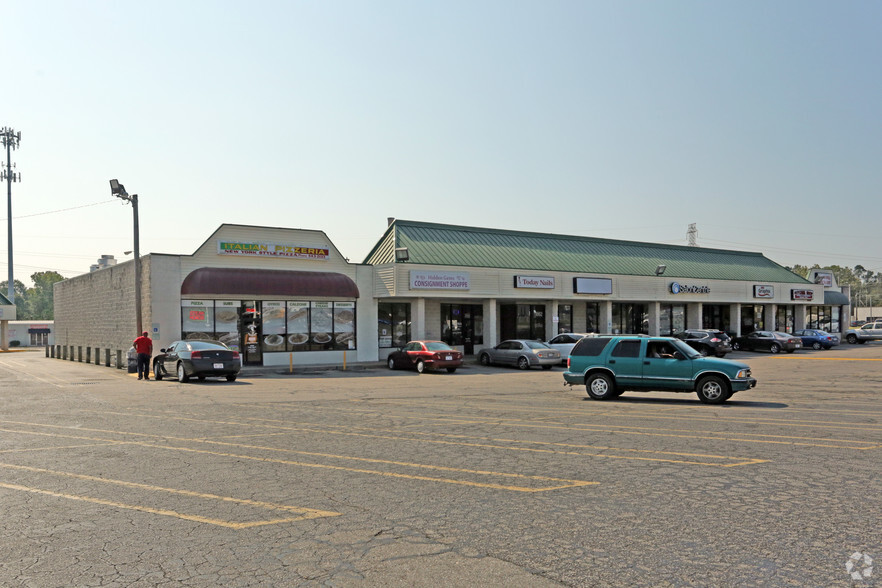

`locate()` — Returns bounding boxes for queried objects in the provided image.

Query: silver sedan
[477,339,561,370]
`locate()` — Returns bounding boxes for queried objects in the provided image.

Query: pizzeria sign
[217,240,330,260]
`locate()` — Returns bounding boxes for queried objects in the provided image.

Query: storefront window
[286,301,310,350]
[214,301,241,351]
[740,305,765,334]
[611,303,647,334]
[703,305,730,332]
[585,303,600,333]
[775,305,794,333]
[659,304,685,336]
[181,300,215,340]
[806,305,839,332]
[261,301,286,352]
[501,304,545,341]
[310,302,334,350]
[379,302,410,348]
[558,304,572,334]
[441,304,484,346]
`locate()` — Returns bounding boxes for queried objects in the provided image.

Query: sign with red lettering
[189,310,205,321]
[791,289,814,301]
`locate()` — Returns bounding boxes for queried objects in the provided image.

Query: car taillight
[191,351,203,359]
[232,351,240,359]
[710,337,721,343]
[567,357,571,368]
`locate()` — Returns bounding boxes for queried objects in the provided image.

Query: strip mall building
[53,219,850,366]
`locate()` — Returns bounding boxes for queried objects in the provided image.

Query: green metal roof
[364,220,811,284]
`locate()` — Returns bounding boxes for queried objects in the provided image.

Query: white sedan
[545,333,591,364]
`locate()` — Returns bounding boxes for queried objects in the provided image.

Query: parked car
[793,329,840,350]
[545,333,591,364]
[563,336,756,404]
[672,329,732,357]
[386,340,463,373]
[478,339,561,370]
[153,340,241,382]
[730,331,802,354]
[845,321,882,344]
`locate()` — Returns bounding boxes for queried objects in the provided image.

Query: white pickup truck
[845,321,882,344]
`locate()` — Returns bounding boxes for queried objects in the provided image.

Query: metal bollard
[95,348,101,365]
[86,347,91,364]
[105,349,111,367]
[77,346,82,362]
[116,350,122,369]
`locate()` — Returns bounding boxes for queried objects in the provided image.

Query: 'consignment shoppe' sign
[409,270,470,290]
[217,241,330,260]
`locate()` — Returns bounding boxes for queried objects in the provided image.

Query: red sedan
[386,341,463,373]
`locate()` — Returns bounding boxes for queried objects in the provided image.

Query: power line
[0,199,117,222]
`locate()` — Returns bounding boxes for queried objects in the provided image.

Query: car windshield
[670,339,701,358]
[425,342,453,351]
[525,341,552,350]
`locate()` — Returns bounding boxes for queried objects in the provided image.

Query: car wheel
[415,360,425,374]
[176,363,189,383]
[585,372,617,400]
[226,374,237,382]
[541,365,553,370]
[696,375,729,404]
[732,341,741,351]
[769,344,780,354]
[812,342,822,350]
[153,362,163,381]
[846,334,858,344]
[480,353,491,366]
[517,356,530,370]
[446,367,457,373]
[387,357,396,370]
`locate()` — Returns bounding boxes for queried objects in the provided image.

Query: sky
[2,0,881,287]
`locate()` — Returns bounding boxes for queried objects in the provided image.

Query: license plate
[213,362,224,369]
[445,355,452,360]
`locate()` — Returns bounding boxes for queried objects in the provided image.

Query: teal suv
[563,336,757,404]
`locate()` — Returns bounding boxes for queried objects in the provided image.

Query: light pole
[1,127,21,303]
[109,180,142,334]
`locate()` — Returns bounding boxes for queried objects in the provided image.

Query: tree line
[787,264,882,308]
[1,271,65,320]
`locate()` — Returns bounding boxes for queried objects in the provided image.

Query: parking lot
[0,345,880,586]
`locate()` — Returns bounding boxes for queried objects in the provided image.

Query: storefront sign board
[217,240,330,260]
[814,272,833,287]
[791,289,814,301]
[573,277,612,295]
[753,285,774,298]
[670,282,710,294]
[514,275,555,289]
[410,271,470,290]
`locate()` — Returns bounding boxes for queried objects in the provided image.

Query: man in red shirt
[133,331,153,380]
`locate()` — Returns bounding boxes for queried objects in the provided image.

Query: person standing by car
[133,331,153,380]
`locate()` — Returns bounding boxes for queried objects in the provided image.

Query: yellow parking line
[312,409,879,450]
[0,462,340,528]
[0,424,595,492]
[84,411,763,467]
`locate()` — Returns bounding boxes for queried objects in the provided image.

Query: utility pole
[687,223,697,247]
[1,127,21,302]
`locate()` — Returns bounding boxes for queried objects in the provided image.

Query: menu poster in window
[181,300,213,333]
[261,301,286,351]
[311,302,333,345]
[215,300,240,331]
[334,302,356,349]
[286,302,310,347]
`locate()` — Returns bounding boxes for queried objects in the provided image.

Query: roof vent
[387,217,395,226]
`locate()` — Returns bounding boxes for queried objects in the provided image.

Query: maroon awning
[181,268,359,298]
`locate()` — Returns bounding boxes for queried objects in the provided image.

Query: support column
[601,301,613,334]
[687,303,702,330]
[485,298,498,347]
[413,298,426,340]
[648,302,660,336]
[730,303,741,336]
[794,305,807,331]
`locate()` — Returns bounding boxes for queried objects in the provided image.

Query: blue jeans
[137,353,151,379]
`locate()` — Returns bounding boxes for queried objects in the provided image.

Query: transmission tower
[687,223,697,247]
[1,127,21,302]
